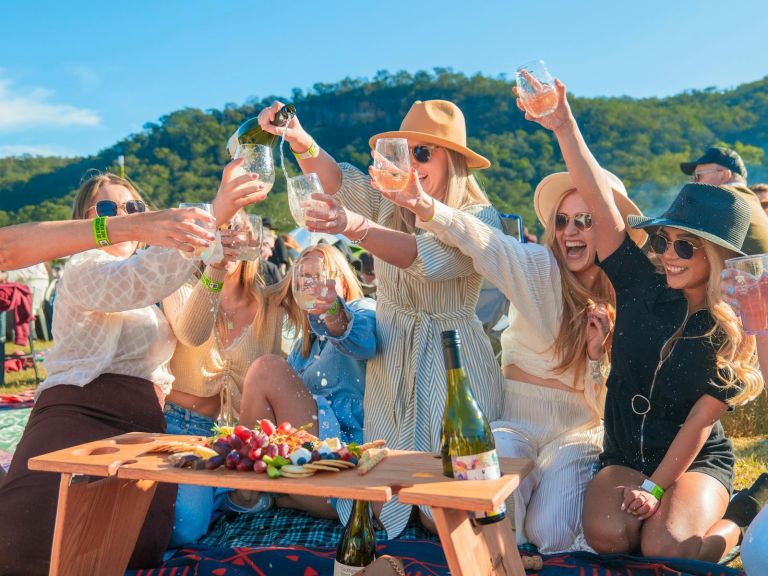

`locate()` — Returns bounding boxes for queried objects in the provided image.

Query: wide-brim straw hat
[627,183,750,256]
[369,100,490,170]
[534,170,647,247]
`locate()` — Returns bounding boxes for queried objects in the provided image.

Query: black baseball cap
[680,147,747,179]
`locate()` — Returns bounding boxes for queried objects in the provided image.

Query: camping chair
[0,309,42,386]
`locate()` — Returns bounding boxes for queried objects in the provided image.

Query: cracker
[359,439,387,452]
[281,464,310,474]
[317,459,355,469]
[358,448,389,475]
[280,470,315,479]
[303,463,342,472]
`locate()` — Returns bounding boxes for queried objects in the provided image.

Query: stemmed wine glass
[515,60,559,118]
[234,144,276,197]
[370,138,410,192]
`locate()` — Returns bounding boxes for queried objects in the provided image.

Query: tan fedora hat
[534,170,647,247]
[369,100,490,170]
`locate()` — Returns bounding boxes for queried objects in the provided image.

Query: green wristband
[641,478,665,500]
[93,216,111,247]
[200,272,223,293]
[326,298,339,316]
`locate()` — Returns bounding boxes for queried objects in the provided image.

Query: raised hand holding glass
[516,60,559,118]
[371,138,410,192]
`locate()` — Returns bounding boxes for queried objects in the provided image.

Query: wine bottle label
[451,449,502,481]
[334,560,369,576]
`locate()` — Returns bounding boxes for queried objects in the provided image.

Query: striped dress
[335,164,503,537]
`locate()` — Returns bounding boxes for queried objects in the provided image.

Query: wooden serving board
[29,432,531,510]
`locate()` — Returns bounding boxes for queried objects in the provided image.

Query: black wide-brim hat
[627,183,751,256]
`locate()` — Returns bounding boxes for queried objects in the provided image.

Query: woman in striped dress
[257,99,503,538]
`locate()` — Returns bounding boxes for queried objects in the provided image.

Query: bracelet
[291,140,319,160]
[93,216,111,247]
[350,219,370,245]
[640,478,665,500]
[326,298,340,316]
[200,272,223,293]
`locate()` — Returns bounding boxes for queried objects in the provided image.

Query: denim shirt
[288,297,377,444]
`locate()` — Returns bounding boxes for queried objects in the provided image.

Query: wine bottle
[334,499,377,575]
[439,329,506,525]
[226,104,296,158]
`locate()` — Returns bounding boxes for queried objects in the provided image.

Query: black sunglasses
[410,145,435,164]
[649,234,701,260]
[555,212,593,231]
[92,199,146,217]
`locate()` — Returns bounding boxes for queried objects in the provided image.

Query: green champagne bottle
[334,499,377,575]
[226,104,296,158]
[440,329,506,525]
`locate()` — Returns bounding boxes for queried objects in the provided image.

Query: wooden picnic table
[29,432,532,576]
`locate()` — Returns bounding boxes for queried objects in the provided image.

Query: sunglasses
[691,168,725,182]
[90,199,146,217]
[649,234,702,260]
[555,212,593,231]
[410,145,435,164]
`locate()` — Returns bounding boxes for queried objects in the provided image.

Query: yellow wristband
[93,216,111,247]
[200,272,223,293]
[292,140,319,160]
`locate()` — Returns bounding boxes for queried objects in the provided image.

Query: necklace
[219,307,235,331]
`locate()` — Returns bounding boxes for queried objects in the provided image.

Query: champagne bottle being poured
[226,104,296,159]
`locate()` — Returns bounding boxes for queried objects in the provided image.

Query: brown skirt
[0,373,177,576]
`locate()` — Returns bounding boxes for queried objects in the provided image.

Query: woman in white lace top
[0,161,266,575]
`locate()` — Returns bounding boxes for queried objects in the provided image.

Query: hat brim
[679,161,697,175]
[627,215,747,256]
[533,172,647,247]
[368,131,490,170]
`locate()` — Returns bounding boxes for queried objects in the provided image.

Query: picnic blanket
[0,389,36,409]
[126,542,746,576]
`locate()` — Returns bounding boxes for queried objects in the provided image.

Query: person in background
[535,79,763,562]
[282,233,302,263]
[258,98,503,538]
[259,229,284,285]
[750,183,768,216]
[0,161,264,575]
[161,226,303,547]
[263,217,290,275]
[0,263,51,338]
[679,147,768,254]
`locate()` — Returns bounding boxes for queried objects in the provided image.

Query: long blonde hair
[701,242,763,406]
[296,243,364,358]
[388,149,490,233]
[543,192,616,415]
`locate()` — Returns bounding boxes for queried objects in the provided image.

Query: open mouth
[664,264,688,277]
[564,240,587,259]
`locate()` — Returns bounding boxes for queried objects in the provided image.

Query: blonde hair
[295,243,364,358]
[72,172,148,220]
[388,149,490,233]
[701,242,763,406]
[543,191,616,415]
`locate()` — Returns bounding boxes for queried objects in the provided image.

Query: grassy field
[1,340,51,394]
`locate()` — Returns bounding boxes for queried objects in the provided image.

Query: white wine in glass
[178,203,216,260]
[371,138,410,192]
[292,253,328,311]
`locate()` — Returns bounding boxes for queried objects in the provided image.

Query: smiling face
[553,191,598,275]
[89,183,140,258]
[408,140,449,201]
[654,227,710,298]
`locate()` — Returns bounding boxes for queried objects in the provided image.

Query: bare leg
[582,465,645,553]
[239,354,318,435]
[641,471,737,562]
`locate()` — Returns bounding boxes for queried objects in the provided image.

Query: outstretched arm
[520,79,627,260]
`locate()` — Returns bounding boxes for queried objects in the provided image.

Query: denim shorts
[164,401,217,437]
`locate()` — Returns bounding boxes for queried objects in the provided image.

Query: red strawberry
[276,421,294,435]
[233,425,252,443]
[260,419,276,436]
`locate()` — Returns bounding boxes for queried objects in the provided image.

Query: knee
[583,517,631,554]
[640,532,699,559]
[244,354,288,386]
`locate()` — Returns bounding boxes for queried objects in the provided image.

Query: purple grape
[205,454,226,470]
[252,459,268,474]
[263,444,278,458]
[277,443,290,458]
[238,443,252,459]
[225,449,241,470]
[212,439,231,456]
[226,434,244,451]
[236,457,255,472]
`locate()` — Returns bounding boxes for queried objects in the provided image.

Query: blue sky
[1,0,767,158]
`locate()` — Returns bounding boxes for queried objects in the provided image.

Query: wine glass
[178,203,217,260]
[292,253,329,311]
[226,211,263,261]
[371,138,410,192]
[515,60,559,118]
[234,143,275,196]
[287,173,329,245]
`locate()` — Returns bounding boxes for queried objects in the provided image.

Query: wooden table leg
[49,473,157,576]
[430,506,525,576]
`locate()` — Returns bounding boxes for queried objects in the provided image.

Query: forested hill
[1,69,766,232]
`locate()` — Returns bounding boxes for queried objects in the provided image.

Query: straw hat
[628,183,750,255]
[534,170,647,247]
[369,100,490,170]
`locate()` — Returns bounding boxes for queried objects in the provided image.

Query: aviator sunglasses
[90,199,146,217]
[410,145,435,164]
[555,212,593,231]
[649,233,701,260]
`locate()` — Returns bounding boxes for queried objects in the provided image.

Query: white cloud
[0,144,79,158]
[0,72,101,132]
[70,65,101,92]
